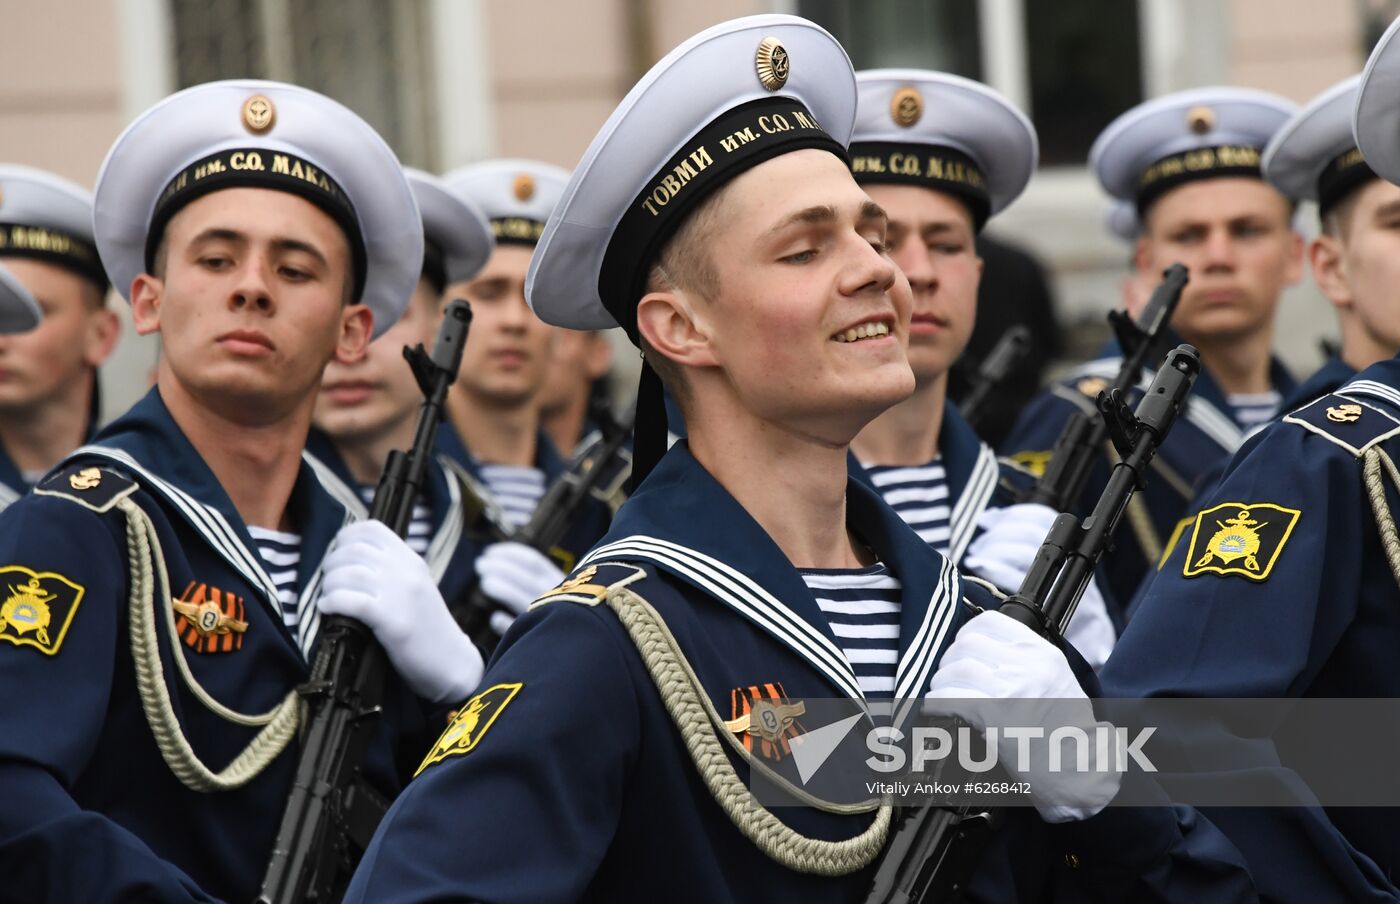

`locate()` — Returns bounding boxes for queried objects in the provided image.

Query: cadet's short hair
[640,184,729,404]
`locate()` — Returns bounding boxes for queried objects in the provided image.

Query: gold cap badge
[755,37,790,92]
[891,86,923,128]
[1187,105,1215,135]
[512,173,535,202]
[242,94,276,134]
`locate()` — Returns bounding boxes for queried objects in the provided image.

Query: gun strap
[1363,447,1400,591]
[121,495,301,792]
[1102,442,1163,565]
[538,569,891,876]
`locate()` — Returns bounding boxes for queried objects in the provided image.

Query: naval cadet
[0,166,120,509]
[344,15,1252,903]
[844,70,1114,668]
[1262,75,1399,408]
[0,80,484,902]
[441,160,615,633]
[537,320,616,458]
[1000,87,1303,622]
[309,167,508,629]
[1093,22,1400,898]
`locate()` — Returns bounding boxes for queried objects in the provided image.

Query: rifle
[258,299,472,904]
[863,343,1202,904]
[1026,263,1189,511]
[959,325,1031,435]
[455,399,634,653]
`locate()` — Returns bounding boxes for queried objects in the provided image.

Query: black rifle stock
[258,300,472,904]
[455,400,633,653]
[863,343,1201,904]
[960,325,1031,435]
[1027,263,1188,511]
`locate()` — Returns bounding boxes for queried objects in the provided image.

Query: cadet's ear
[130,273,163,336]
[334,303,373,364]
[636,289,717,369]
[1309,234,1353,310]
[83,305,121,368]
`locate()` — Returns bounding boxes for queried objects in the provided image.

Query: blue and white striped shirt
[479,464,546,531]
[860,459,953,557]
[802,564,903,698]
[248,525,302,638]
[356,485,433,556]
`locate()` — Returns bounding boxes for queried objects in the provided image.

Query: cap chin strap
[123,494,301,792]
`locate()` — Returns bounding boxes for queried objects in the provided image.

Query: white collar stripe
[946,445,999,562]
[582,536,864,700]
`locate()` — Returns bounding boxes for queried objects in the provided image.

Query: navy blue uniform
[435,419,612,573]
[0,390,436,903]
[306,427,500,614]
[344,442,1253,903]
[1102,356,1400,900]
[851,404,1021,567]
[1000,339,1295,622]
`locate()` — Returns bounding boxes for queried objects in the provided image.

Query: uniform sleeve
[0,494,216,902]
[1098,423,1396,900]
[343,599,642,904]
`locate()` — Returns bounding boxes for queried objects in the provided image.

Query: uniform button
[1064,853,1081,869]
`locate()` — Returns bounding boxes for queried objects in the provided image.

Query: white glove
[476,541,565,617]
[926,610,1121,823]
[319,520,484,704]
[962,504,1116,669]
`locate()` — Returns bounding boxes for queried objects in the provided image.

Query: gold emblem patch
[0,566,85,656]
[415,682,523,776]
[755,37,790,91]
[891,86,923,127]
[1183,502,1301,581]
[512,173,535,202]
[1009,450,1053,479]
[1187,105,1215,135]
[724,683,806,762]
[1327,404,1362,423]
[68,467,102,491]
[172,580,248,653]
[537,564,606,602]
[242,94,276,133]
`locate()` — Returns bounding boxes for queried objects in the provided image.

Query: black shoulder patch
[34,464,139,513]
[1282,394,1400,456]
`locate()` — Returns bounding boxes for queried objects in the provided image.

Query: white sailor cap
[1090,87,1297,215]
[404,168,493,291]
[0,164,106,291]
[1354,16,1400,193]
[443,160,569,248]
[1104,199,1140,243]
[526,14,857,340]
[1263,76,1374,217]
[0,264,42,334]
[93,79,423,339]
[849,69,1037,229]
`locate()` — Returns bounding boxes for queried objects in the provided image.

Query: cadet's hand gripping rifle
[959,325,1031,435]
[1027,263,1189,510]
[258,300,472,904]
[863,342,1201,904]
[455,398,634,654]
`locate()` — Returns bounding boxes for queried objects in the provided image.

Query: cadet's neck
[446,386,538,466]
[334,414,417,487]
[1189,325,1275,395]
[541,393,589,459]
[850,374,947,466]
[158,376,311,532]
[687,410,870,571]
[1338,310,1398,373]
[0,369,95,477]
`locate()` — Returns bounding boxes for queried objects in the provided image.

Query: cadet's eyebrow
[858,200,888,229]
[271,238,329,270]
[1374,199,1400,220]
[189,227,245,248]
[187,229,330,269]
[769,205,838,236]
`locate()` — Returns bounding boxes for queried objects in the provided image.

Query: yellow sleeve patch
[1182,502,1301,582]
[1008,450,1053,479]
[415,682,523,777]
[0,565,85,656]
[1157,516,1195,571]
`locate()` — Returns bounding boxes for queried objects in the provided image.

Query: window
[168,0,439,168]
[801,0,1145,167]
